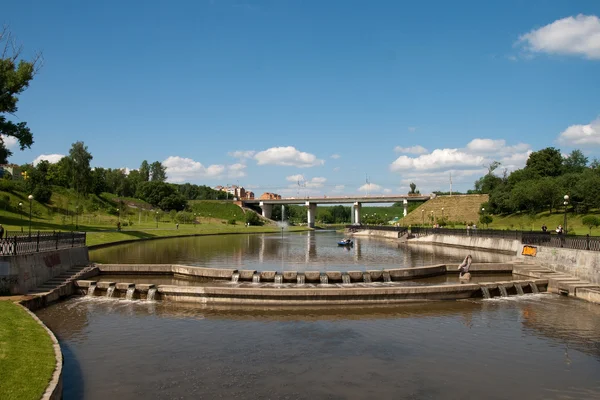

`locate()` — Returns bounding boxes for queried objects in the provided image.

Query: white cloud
[390,148,485,172]
[330,154,341,159]
[394,145,428,154]
[227,163,247,178]
[306,177,326,188]
[32,154,65,166]
[358,183,383,193]
[1,135,18,149]
[254,146,324,167]
[228,150,256,159]
[466,138,530,155]
[332,185,345,193]
[286,174,305,182]
[383,188,392,194]
[163,156,230,183]
[408,127,417,132]
[558,118,600,146]
[517,14,600,59]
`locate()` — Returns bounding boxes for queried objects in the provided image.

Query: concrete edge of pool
[70,262,549,305]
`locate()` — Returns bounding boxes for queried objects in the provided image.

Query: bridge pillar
[403,199,408,217]
[259,202,273,219]
[306,202,317,228]
[354,202,361,224]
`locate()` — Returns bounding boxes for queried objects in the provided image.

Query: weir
[342,274,351,284]
[106,286,115,298]
[252,273,261,284]
[147,287,157,301]
[515,283,524,295]
[125,287,135,300]
[231,273,240,283]
[481,287,491,299]
[383,271,392,283]
[319,274,328,285]
[274,274,283,284]
[87,283,96,296]
[297,274,305,285]
[363,273,372,283]
[498,286,508,297]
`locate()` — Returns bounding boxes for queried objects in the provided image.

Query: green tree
[581,215,600,235]
[524,147,563,178]
[68,141,93,195]
[0,28,40,163]
[563,149,588,174]
[246,211,262,226]
[150,161,167,182]
[139,160,150,182]
[27,160,52,203]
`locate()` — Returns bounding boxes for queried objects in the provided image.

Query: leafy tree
[0,28,41,163]
[150,161,167,182]
[158,193,187,211]
[563,149,588,174]
[246,211,262,226]
[68,141,93,195]
[139,160,150,182]
[581,215,600,235]
[524,147,563,178]
[479,214,493,228]
[27,160,52,203]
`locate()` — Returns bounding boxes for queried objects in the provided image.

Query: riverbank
[86,224,309,247]
[0,301,57,400]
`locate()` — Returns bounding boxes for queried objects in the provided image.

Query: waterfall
[125,287,135,300]
[87,283,96,296]
[106,286,115,298]
[515,283,524,295]
[252,273,261,284]
[480,287,491,299]
[231,273,240,283]
[363,273,372,283]
[529,282,539,293]
[383,271,392,283]
[147,288,157,301]
[274,274,283,284]
[498,285,508,297]
[297,274,305,285]
[320,274,328,284]
[342,274,351,284]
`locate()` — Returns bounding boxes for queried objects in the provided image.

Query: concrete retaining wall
[410,234,521,254]
[0,247,89,295]
[351,229,402,239]
[518,244,600,285]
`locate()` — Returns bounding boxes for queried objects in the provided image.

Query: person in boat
[457,254,472,280]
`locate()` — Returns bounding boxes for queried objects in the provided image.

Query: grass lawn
[0,301,56,400]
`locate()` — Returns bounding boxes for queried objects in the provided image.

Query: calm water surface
[89,231,512,271]
[37,295,600,400]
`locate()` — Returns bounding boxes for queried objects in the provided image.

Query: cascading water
[363,273,372,283]
[147,288,157,301]
[320,274,328,284]
[125,287,135,300]
[274,274,283,284]
[297,274,305,285]
[529,282,539,293]
[498,285,508,297]
[106,286,115,298]
[342,274,351,284]
[515,283,524,295]
[382,271,392,283]
[231,273,240,283]
[87,283,96,296]
[480,287,491,299]
[252,273,261,284]
[281,205,285,222]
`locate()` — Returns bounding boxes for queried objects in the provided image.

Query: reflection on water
[90,231,512,272]
[37,295,600,400]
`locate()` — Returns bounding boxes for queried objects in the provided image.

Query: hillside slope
[401,194,489,226]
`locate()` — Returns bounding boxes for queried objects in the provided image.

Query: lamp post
[28,194,33,236]
[75,205,79,230]
[117,208,120,223]
[18,202,23,232]
[441,207,444,220]
[194,213,197,227]
[421,209,424,226]
[563,195,569,234]
[156,211,159,228]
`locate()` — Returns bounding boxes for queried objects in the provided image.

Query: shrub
[228,219,236,225]
[245,212,262,226]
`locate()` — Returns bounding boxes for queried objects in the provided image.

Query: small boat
[338,239,353,246]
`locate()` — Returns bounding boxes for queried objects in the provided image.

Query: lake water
[89,231,512,271]
[34,232,600,399]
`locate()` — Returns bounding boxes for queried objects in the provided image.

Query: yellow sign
[522,245,537,257]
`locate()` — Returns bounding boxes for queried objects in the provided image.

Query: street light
[421,209,425,226]
[156,211,159,228]
[563,195,569,234]
[28,194,33,236]
[75,205,79,230]
[18,202,23,232]
[431,210,434,225]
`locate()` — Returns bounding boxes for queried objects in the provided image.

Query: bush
[245,212,262,226]
[32,186,52,204]
[228,219,236,225]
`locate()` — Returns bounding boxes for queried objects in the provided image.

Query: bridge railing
[345,225,408,234]
[408,227,523,240]
[0,231,87,256]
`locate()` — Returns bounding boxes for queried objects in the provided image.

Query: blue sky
[3,0,600,196]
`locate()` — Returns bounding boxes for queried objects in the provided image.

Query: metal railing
[345,225,408,234]
[0,231,87,256]
[349,225,600,252]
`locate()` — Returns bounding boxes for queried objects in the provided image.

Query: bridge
[242,194,433,228]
